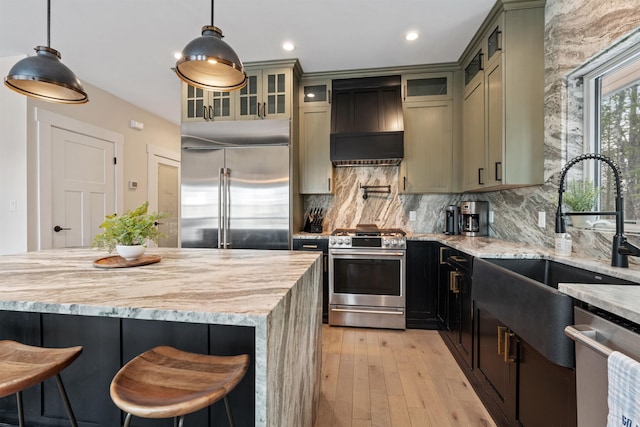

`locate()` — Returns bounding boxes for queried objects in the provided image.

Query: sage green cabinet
[400,100,453,193]
[299,79,333,194]
[237,67,292,120]
[181,61,299,122]
[462,68,486,191]
[400,71,454,193]
[461,3,544,192]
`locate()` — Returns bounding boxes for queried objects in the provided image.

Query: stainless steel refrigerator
[181,119,291,250]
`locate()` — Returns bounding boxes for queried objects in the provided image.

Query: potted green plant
[93,201,168,260]
[563,179,599,228]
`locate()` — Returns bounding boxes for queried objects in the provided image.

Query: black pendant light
[4,0,88,104]
[175,0,247,91]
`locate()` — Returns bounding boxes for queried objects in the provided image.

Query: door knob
[53,225,71,232]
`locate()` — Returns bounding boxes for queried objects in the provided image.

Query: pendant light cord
[210,0,214,26]
[47,0,51,47]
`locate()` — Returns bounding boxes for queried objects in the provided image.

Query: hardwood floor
[314,325,496,427]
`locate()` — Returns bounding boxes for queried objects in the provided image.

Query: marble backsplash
[304,0,640,263]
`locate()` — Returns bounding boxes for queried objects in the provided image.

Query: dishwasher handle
[565,324,614,358]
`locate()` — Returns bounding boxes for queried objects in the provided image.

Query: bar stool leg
[16,391,24,427]
[223,396,235,427]
[174,416,184,427]
[54,373,78,427]
[123,412,133,427]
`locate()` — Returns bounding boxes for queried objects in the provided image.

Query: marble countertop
[0,248,321,327]
[294,231,640,322]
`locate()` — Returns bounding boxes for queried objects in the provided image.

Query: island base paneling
[0,311,255,427]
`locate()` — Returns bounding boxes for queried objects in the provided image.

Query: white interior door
[147,145,180,247]
[51,127,115,248]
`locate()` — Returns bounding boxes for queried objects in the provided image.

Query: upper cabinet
[181,60,300,123]
[400,71,455,193]
[461,1,545,192]
[401,72,452,103]
[299,79,333,194]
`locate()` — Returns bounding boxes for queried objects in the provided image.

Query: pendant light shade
[175,2,247,91]
[5,46,88,104]
[4,0,87,104]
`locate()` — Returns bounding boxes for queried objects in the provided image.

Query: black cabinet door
[475,308,517,425]
[292,238,328,323]
[406,241,438,329]
[517,339,577,427]
[40,314,121,427]
[436,246,450,329]
[459,271,473,367]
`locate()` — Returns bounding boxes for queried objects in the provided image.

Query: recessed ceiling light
[406,32,419,41]
[282,42,295,51]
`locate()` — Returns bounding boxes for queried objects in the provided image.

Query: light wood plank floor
[314,325,496,427]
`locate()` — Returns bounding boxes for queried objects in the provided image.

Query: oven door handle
[330,307,404,315]
[329,250,405,257]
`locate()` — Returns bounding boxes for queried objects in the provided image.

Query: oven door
[329,248,405,308]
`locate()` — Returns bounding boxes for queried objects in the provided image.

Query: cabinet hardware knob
[53,225,71,232]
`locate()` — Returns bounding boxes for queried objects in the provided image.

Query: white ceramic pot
[116,244,145,261]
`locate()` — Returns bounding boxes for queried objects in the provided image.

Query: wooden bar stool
[110,346,250,427]
[0,340,83,427]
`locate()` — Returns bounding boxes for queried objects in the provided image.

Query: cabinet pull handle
[497,30,503,51]
[504,331,515,363]
[403,176,407,191]
[497,326,507,355]
[328,89,331,104]
[495,162,502,181]
[263,102,267,119]
[302,244,319,249]
[203,105,208,121]
[328,177,331,192]
[209,105,213,120]
[403,84,407,101]
[449,271,460,293]
[478,168,485,185]
[323,254,328,273]
[480,52,484,71]
[439,246,448,265]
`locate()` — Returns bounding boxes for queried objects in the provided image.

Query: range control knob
[383,239,391,246]
[330,238,336,245]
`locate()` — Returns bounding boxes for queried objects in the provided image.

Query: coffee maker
[444,205,460,235]
[460,201,489,236]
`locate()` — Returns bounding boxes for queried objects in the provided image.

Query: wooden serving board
[93,255,161,269]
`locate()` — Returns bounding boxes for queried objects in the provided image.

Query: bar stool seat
[110,346,249,426]
[0,340,83,427]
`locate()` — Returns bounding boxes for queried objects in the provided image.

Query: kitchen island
[0,248,322,427]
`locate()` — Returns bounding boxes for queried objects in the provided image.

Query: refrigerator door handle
[218,168,224,249]
[224,168,231,249]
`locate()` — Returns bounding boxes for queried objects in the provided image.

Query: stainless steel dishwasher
[565,306,640,427]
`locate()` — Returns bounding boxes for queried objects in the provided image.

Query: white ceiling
[0,0,495,124]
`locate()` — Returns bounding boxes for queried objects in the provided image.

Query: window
[585,46,640,225]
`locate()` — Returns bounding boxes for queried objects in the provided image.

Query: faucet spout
[556,153,634,268]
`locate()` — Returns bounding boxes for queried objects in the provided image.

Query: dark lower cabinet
[475,307,576,427]
[517,339,576,427]
[0,311,255,427]
[406,241,439,329]
[475,308,517,425]
[438,245,473,368]
[292,238,328,323]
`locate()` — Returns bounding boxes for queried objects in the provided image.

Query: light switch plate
[538,211,546,228]
[409,211,417,221]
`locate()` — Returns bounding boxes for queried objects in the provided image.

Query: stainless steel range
[328,224,406,330]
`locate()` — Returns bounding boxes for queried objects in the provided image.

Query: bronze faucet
[556,153,640,268]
